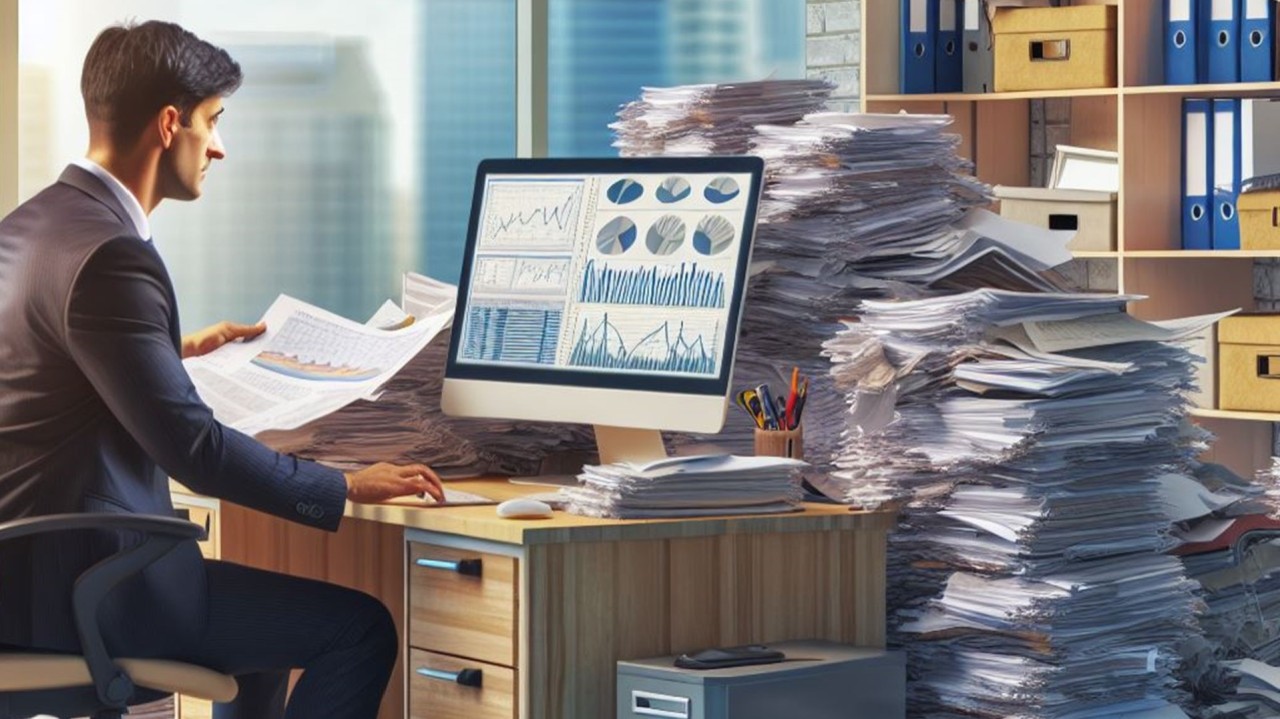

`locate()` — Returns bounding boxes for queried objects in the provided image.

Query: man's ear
[157,106,182,149]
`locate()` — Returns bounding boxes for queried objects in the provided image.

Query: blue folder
[1240,0,1273,82]
[1212,98,1241,249]
[901,0,936,93]
[1182,98,1213,250]
[935,0,963,92]
[1165,0,1198,84]
[1201,0,1240,83]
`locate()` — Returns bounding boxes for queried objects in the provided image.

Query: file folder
[1182,98,1213,250]
[961,0,993,93]
[1240,0,1273,82]
[1201,0,1240,83]
[901,0,936,93]
[1239,98,1280,187]
[935,0,964,92]
[1165,0,1198,85]
[1212,98,1241,249]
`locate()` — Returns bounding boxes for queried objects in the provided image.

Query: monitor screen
[444,157,764,417]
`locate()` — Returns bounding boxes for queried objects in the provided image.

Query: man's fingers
[225,322,266,340]
[416,476,445,502]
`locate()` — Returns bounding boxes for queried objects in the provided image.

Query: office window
[17,1,432,329]
[548,0,806,156]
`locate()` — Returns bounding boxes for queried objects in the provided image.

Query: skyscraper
[548,0,667,156]
[150,39,395,329]
[420,1,517,284]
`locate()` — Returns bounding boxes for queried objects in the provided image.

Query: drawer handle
[416,666,483,688]
[632,690,690,718]
[415,557,483,576]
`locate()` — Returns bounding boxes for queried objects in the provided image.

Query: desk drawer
[408,542,516,666]
[409,649,516,719]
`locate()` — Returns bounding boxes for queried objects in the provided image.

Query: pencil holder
[754,425,803,461]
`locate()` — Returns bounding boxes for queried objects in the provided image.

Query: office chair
[0,513,238,719]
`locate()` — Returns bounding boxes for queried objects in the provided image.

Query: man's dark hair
[81,20,242,147]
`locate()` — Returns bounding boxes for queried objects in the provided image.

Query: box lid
[992,5,1117,34]
[992,185,1116,203]
[1239,190,1280,211]
[1220,315,1280,345]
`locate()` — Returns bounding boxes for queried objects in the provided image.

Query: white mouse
[496,498,554,519]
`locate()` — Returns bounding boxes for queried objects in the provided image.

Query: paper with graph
[185,293,452,435]
[456,171,752,378]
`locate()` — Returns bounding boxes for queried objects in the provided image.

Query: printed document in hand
[184,294,452,436]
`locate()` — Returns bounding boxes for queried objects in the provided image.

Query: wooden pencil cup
[754,425,803,460]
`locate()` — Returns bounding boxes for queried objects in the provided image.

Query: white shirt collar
[72,158,152,242]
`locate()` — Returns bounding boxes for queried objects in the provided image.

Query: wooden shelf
[866,88,1119,103]
[1191,407,1280,423]
[1123,81,1280,96]
[1072,251,1120,258]
[1124,250,1280,258]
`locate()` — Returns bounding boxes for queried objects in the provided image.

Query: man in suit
[0,21,445,719]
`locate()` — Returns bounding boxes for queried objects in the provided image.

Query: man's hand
[345,462,444,504]
[181,321,267,359]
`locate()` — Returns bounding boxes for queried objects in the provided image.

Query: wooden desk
[219,480,894,719]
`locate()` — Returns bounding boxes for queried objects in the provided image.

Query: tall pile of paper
[563,454,805,519]
[1170,460,1280,716]
[610,80,832,157]
[821,288,1225,717]
[613,80,1075,469]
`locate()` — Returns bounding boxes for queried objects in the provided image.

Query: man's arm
[63,238,440,528]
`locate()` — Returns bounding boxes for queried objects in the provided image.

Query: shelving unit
[862,0,1280,477]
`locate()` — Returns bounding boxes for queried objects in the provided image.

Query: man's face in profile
[164,96,227,202]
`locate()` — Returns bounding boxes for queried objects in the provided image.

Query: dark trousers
[183,560,397,719]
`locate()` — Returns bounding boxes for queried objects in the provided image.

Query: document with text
[184,293,452,436]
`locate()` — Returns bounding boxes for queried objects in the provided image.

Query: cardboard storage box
[993,185,1117,251]
[992,5,1117,92]
[1219,315,1280,412]
[1240,188,1280,250]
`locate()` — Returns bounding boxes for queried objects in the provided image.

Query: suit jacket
[0,165,348,655]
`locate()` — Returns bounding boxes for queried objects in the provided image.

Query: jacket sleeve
[64,237,348,531]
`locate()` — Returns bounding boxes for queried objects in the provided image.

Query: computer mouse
[496,498,554,519]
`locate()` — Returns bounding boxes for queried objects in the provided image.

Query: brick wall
[806,0,860,112]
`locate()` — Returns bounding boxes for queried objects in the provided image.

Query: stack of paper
[613,82,1077,471]
[1168,459,1280,716]
[610,80,832,157]
[562,454,805,519]
[818,289,1226,717]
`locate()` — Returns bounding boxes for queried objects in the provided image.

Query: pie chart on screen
[693,215,735,256]
[646,215,686,255]
[656,177,691,203]
[704,176,740,203]
[606,178,644,204]
[596,217,637,255]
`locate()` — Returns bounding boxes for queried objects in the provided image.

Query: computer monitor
[442,156,765,465]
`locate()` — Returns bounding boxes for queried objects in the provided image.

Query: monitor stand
[594,425,667,465]
[508,425,667,488]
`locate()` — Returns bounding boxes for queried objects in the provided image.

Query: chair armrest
[0,512,204,710]
[0,512,204,545]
